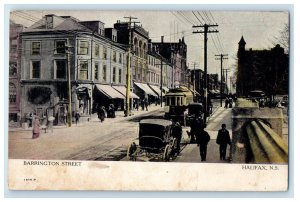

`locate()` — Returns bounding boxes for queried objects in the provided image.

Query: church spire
[238,36,246,52]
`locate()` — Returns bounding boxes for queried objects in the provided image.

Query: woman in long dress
[32,116,40,139]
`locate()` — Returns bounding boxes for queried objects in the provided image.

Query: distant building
[114,21,149,83]
[190,69,204,95]
[9,21,25,126]
[152,37,188,87]
[20,14,127,125]
[236,36,289,96]
[147,40,172,92]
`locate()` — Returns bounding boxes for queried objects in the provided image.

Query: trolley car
[164,86,194,123]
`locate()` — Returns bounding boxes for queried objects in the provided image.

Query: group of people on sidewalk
[188,120,231,162]
[169,115,232,162]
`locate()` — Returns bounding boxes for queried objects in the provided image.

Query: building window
[119,69,122,83]
[79,61,88,80]
[55,41,66,54]
[10,45,17,53]
[79,41,89,55]
[9,62,17,76]
[94,62,99,80]
[31,61,40,79]
[112,67,116,83]
[102,65,107,81]
[94,44,99,57]
[119,53,122,64]
[31,42,41,55]
[113,51,117,62]
[103,47,107,59]
[55,60,66,79]
[9,83,16,104]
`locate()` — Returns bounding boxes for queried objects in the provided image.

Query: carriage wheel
[171,138,177,150]
[127,142,137,161]
[163,145,171,161]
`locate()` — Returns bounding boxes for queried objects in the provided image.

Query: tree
[273,24,289,54]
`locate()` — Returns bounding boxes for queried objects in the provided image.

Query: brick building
[236,36,289,97]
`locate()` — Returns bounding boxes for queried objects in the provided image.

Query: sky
[10,10,289,81]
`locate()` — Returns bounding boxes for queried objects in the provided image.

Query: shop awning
[95,84,125,99]
[134,82,157,97]
[76,84,92,98]
[112,85,140,99]
[149,85,165,96]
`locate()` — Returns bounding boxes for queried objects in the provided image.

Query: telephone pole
[160,36,164,107]
[124,16,139,117]
[215,54,228,107]
[193,63,196,98]
[66,44,73,127]
[193,24,218,123]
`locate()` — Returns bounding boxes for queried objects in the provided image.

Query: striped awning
[149,85,165,96]
[95,84,125,99]
[112,85,140,99]
[134,82,157,97]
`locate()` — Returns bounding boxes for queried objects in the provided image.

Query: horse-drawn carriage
[127,119,179,161]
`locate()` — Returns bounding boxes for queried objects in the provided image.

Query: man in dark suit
[195,127,210,161]
[216,124,231,160]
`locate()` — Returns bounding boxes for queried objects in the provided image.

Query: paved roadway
[8,105,164,160]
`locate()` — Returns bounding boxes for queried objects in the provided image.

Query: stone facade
[9,21,25,126]
[20,14,126,125]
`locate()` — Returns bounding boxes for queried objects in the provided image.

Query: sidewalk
[9,104,164,132]
[176,107,233,163]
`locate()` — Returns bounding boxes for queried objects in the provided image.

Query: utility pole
[160,36,164,107]
[223,68,230,94]
[66,44,72,127]
[193,63,196,98]
[215,54,228,107]
[154,38,165,108]
[193,24,218,123]
[124,16,139,117]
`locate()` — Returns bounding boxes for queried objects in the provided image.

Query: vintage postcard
[8,9,289,191]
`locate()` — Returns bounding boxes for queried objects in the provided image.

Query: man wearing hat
[216,123,231,160]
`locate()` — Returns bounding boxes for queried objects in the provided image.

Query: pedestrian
[63,107,67,124]
[145,98,148,111]
[195,127,210,161]
[187,116,204,143]
[108,104,115,118]
[171,120,182,154]
[75,111,80,125]
[141,99,145,111]
[98,106,105,122]
[32,116,40,139]
[216,123,231,160]
[225,97,229,108]
[136,99,139,111]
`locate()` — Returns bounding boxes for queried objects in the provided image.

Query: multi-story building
[20,14,127,125]
[9,21,25,126]
[236,36,289,96]
[147,41,171,96]
[114,21,158,100]
[152,37,188,87]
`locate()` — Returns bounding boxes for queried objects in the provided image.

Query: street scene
[8,10,289,164]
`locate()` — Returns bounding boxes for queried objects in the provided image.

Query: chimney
[161,36,164,43]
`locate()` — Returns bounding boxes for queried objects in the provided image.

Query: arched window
[134,38,138,56]
[143,43,147,59]
[9,83,17,104]
[139,40,143,58]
